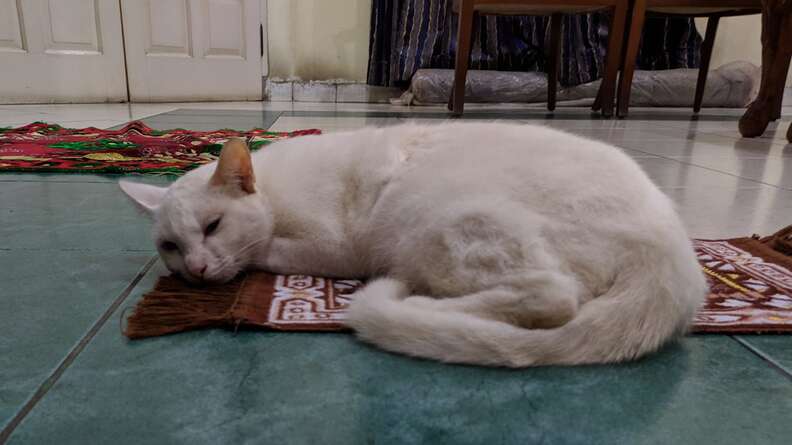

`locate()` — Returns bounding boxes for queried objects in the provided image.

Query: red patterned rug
[124,226,792,339]
[0,121,320,175]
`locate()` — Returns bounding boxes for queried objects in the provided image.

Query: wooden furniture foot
[788,121,792,143]
[739,1,792,137]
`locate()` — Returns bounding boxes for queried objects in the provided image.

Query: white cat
[120,122,706,367]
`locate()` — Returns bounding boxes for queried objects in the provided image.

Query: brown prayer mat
[124,225,792,339]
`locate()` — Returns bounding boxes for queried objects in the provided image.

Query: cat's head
[119,139,273,283]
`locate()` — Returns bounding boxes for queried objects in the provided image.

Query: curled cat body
[120,122,706,367]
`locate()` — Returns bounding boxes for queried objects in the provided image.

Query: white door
[121,0,263,102]
[0,0,127,104]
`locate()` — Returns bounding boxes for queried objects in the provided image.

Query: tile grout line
[0,255,159,444]
[620,145,790,191]
[731,336,792,381]
[109,109,283,131]
[692,127,790,148]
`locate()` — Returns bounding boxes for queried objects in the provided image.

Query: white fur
[120,122,706,366]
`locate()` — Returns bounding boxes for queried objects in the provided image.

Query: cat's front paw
[403,295,437,307]
[355,278,409,301]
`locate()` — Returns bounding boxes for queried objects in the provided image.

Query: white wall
[695,15,791,86]
[267,0,370,81]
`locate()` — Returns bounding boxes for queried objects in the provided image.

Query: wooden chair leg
[592,86,603,111]
[770,53,791,120]
[597,1,628,117]
[694,16,720,113]
[547,13,563,111]
[449,0,475,115]
[617,0,647,118]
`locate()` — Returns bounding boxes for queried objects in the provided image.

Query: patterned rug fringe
[754,224,792,257]
[124,272,356,339]
[124,275,244,339]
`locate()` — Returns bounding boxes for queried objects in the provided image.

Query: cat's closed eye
[160,241,179,252]
[204,218,221,236]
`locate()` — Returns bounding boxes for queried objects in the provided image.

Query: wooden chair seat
[649,6,759,14]
[452,1,611,14]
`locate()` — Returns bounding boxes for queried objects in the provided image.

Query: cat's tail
[345,244,706,367]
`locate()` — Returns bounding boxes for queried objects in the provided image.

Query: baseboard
[263,79,790,107]
[264,79,403,103]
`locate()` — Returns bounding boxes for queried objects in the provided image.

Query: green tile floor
[1,105,791,444]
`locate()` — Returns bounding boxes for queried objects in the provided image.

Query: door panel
[122,0,262,102]
[0,0,127,104]
[0,0,26,54]
[44,0,101,54]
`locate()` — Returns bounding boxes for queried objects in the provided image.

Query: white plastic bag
[397,61,759,108]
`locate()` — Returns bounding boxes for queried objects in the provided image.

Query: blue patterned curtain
[367,0,702,87]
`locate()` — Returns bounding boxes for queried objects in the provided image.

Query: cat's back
[367,121,686,255]
[383,122,658,201]
[389,122,635,170]
[256,122,667,220]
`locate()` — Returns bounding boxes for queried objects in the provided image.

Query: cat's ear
[210,138,256,194]
[119,180,167,216]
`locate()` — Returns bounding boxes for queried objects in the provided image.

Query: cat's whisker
[213,236,270,271]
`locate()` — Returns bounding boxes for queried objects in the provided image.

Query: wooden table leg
[449,0,476,115]
[547,13,563,112]
[596,1,628,117]
[616,0,647,118]
[694,16,721,113]
[738,1,792,138]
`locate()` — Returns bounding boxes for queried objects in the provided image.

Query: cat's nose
[185,257,207,280]
[190,265,207,279]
